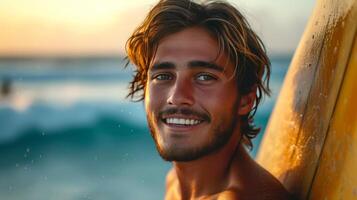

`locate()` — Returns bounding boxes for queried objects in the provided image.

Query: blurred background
[0,0,315,199]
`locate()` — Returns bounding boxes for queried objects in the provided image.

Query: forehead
[152,27,233,72]
[155,27,218,58]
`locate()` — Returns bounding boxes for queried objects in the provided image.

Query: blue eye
[196,74,216,81]
[154,73,172,81]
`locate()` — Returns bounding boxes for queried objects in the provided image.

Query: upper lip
[161,114,204,121]
[158,107,210,123]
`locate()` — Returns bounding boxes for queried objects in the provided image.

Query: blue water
[0,56,290,200]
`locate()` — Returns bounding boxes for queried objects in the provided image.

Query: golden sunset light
[1,1,329,199]
[0,0,156,56]
[0,0,314,56]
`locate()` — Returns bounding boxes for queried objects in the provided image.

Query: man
[125,0,291,199]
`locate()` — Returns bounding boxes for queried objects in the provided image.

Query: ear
[238,91,256,115]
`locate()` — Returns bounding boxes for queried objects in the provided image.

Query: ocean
[0,56,290,200]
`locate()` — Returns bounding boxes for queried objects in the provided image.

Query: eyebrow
[151,60,224,72]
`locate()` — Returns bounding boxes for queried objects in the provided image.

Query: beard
[146,103,239,162]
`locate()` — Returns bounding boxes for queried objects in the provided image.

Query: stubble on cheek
[146,110,166,154]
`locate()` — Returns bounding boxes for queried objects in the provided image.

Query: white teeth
[165,118,201,126]
[173,118,180,124]
[179,118,185,124]
[185,119,190,125]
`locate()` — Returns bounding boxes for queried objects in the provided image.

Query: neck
[172,129,243,199]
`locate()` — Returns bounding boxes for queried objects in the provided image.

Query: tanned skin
[144,27,291,200]
[165,145,290,200]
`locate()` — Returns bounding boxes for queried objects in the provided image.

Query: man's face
[145,27,241,161]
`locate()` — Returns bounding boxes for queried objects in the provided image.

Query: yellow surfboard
[256,0,357,199]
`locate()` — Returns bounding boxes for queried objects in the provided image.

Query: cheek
[145,84,165,113]
[198,85,238,103]
[144,84,153,114]
[199,86,239,115]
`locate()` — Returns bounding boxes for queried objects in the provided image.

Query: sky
[0,0,316,56]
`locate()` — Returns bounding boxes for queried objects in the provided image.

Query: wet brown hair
[125,0,271,150]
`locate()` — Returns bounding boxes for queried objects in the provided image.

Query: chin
[156,134,232,162]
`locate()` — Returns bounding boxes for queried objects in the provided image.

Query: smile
[164,118,202,126]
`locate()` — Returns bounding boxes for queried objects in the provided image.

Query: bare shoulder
[215,189,240,200]
[215,186,292,200]
[230,150,293,200]
[248,162,292,200]
[213,168,291,200]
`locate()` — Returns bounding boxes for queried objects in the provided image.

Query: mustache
[158,107,211,122]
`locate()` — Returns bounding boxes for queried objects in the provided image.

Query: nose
[167,76,194,106]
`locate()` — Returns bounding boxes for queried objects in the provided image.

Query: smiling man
[125,0,291,199]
